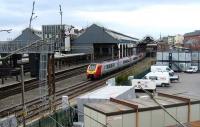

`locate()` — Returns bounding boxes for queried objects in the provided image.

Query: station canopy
[72,24,139,45]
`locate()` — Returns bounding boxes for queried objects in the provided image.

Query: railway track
[0,60,141,123]
[0,65,87,100]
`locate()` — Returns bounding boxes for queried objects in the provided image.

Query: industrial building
[77,86,135,122]
[84,92,200,127]
[72,24,138,60]
[156,48,200,71]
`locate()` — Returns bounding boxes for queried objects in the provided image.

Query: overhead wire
[137,85,186,127]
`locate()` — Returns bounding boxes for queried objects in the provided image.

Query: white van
[186,66,198,73]
[143,72,170,87]
[151,65,174,76]
[131,79,156,91]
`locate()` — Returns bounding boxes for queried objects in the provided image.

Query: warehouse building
[71,24,138,61]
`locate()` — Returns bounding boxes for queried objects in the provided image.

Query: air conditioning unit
[73,122,84,127]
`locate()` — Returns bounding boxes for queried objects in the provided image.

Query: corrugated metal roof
[72,24,138,45]
[105,29,138,42]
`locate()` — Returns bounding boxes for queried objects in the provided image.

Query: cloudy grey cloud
[1,0,200,40]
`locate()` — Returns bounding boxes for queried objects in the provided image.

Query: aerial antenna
[29,1,37,28]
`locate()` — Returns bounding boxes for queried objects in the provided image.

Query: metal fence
[27,108,74,127]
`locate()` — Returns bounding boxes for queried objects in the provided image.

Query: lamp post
[0,29,12,33]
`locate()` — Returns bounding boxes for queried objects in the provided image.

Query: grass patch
[116,57,155,85]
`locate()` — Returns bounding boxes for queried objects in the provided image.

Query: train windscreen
[88,64,96,71]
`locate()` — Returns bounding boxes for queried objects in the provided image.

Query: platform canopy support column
[118,44,121,59]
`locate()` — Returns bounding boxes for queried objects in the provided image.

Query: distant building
[174,34,184,45]
[161,37,168,43]
[159,34,183,49]
[168,35,175,45]
[184,30,200,50]
[157,40,169,52]
[42,24,80,52]
[13,28,42,43]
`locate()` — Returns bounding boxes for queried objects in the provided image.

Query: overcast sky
[1,0,200,41]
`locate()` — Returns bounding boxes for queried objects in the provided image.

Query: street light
[0,29,12,33]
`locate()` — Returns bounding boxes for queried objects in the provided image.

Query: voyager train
[86,53,145,79]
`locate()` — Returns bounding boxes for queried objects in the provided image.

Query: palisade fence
[156,51,200,71]
[27,107,75,127]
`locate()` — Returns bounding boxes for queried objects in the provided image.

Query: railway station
[72,24,139,60]
[1,1,200,127]
[0,24,146,83]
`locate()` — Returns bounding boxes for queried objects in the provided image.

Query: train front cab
[86,64,102,79]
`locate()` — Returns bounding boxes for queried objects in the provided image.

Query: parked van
[143,72,170,87]
[151,65,174,76]
[186,66,198,73]
[131,79,156,91]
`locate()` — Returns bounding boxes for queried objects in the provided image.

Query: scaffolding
[0,39,54,115]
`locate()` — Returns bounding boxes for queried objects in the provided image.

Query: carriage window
[88,64,96,71]
[123,60,129,64]
[105,63,115,69]
[133,57,138,60]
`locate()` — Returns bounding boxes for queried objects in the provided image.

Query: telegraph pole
[21,64,26,127]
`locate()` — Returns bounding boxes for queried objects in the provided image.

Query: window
[133,57,138,60]
[88,64,96,71]
[105,63,115,69]
[149,76,158,80]
[123,60,129,64]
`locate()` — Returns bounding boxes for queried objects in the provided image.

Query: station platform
[0,63,89,89]
[0,73,35,89]
[55,63,89,73]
